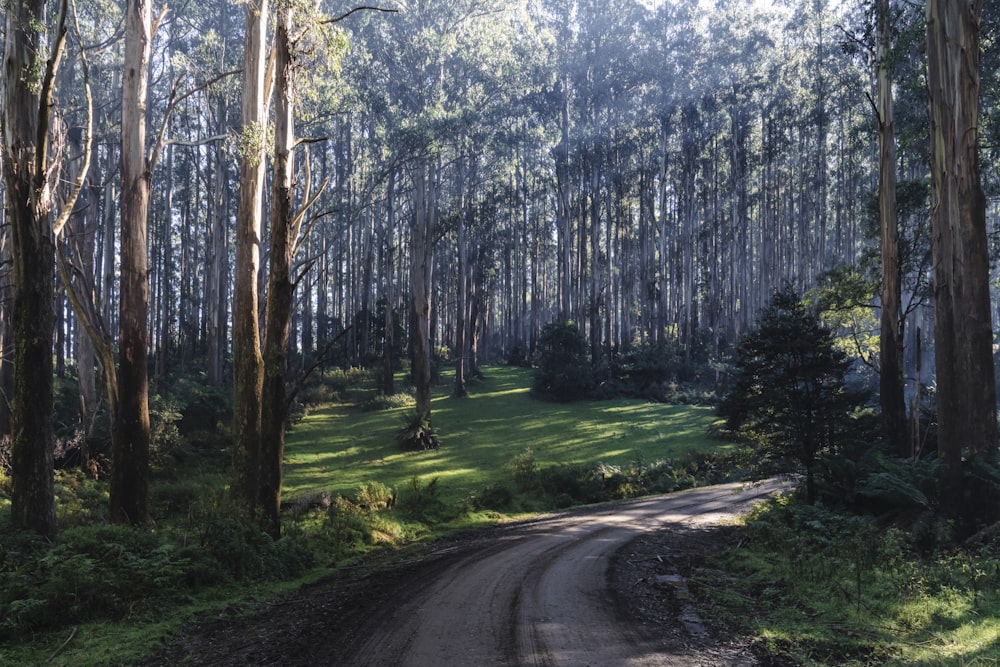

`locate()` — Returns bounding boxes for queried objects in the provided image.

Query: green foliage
[809,265,879,366]
[53,469,109,527]
[0,524,188,636]
[397,476,456,524]
[706,495,1000,664]
[395,410,440,451]
[533,322,594,401]
[194,516,314,582]
[497,448,741,511]
[504,448,539,493]
[149,393,185,471]
[721,288,865,503]
[324,496,375,555]
[363,389,415,412]
[355,480,396,511]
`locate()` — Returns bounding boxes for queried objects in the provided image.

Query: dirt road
[343,480,783,666]
[146,480,784,666]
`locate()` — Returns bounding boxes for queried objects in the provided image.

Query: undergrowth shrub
[398,476,455,524]
[363,390,415,412]
[505,448,539,492]
[469,483,514,510]
[0,524,189,636]
[195,517,313,581]
[54,468,109,527]
[325,496,373,556]
[396,411,440,451]
[355,481,396,511]
[501,450,743,510]
[532,322,593,401]
[708,493,1000,664]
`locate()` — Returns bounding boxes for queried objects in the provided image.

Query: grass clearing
[284,365,731,506]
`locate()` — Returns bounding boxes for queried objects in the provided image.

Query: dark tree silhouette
[722,289,859,504]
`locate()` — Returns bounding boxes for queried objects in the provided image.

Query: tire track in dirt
[345,480,785,667]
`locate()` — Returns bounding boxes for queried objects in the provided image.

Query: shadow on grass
[283,366,732,505]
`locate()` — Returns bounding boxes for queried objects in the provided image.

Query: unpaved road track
[344,480,783,667]
[146,480,784,666]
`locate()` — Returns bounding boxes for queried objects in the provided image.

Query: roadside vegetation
[702,291,1000,665]
[0,365,735,666]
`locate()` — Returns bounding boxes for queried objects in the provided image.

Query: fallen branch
[47,626,77,662]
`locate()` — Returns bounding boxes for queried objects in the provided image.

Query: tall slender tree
[260,0,297,537]
[112,0,155,526]
[231,0,269,514]
[875,0,907,457]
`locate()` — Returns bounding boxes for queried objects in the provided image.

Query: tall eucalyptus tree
[926,0,998,522]
[2,0,66,537]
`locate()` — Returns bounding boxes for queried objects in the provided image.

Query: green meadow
[284,365,730,505]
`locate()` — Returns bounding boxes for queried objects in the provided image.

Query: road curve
[344,479,786,667]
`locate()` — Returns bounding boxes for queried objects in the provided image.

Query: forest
[3,0,1000,662]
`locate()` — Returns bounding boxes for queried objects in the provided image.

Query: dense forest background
[3,0,1000,532]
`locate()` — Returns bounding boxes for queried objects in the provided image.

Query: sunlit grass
[703,502,1000,666]
[284,365,732,504]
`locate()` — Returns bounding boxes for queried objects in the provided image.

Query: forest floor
[144,481,785,666]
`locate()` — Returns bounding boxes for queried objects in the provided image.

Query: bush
[533,322,593,401]
[720,288,865,504]
[355,481,396,511]
[505,449,539,492]
[0,524,189,635]
[396,410,440,451]
[469,483,514,510]
[397,476,455,524]
[363,389,415,412]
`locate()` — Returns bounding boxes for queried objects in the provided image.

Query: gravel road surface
[146,479,785,666]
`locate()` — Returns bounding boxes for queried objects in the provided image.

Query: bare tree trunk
[411,158,436,418]
[453,156,469,398]
[926,0,998,521]
[876,0,907,457]
[260,5,296,537]
[68,136,99,461]
[1,0,64,538]
[0,213,13,440]
[381,172,397,395]
[206,124,228,386]
[112,0,153,526]
[231,0,268,513]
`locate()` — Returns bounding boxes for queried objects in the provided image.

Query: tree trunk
[876,0,907,457]
[231,0,268,513]
[68,138,99,457]
[2,0,63,538]
[382,172,396,396]
[206,122,228,387]
[411,158,436,418]
[260,5,296,537]
[926,0,998,521]
[0,210,13,440]
[454,156,469,398]
[112,0,153,526]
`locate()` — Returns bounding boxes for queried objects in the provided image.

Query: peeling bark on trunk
[111,0,153,526]
[2,0,60,538]
[260,7,295,537]
[231,0,268,513]
[926,0,998,520]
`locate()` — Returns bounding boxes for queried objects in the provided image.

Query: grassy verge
[698,494,1000,665]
